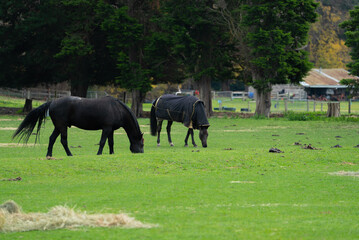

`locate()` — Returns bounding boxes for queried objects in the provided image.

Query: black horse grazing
[13,96,144,157]
[150,94,209,147]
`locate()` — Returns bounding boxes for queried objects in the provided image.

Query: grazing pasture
[1,114,359,239]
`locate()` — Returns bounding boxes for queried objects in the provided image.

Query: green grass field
[1,112,359,239]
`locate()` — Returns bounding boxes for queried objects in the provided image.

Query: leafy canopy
[340,6,359,98]
[241,0,318,91]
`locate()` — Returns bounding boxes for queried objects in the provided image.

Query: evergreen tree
[0,1,138,98]
[243,0,317,116]
[152,0,236,116]
[214,0,317,116]
[0,1,64,89]
[340,5,359,98]
[101,1,152,116]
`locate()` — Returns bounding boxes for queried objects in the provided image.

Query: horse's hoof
[170,143,174,147]
[157,144,161,147]
[184,144,188,147]
[193,145,198,148]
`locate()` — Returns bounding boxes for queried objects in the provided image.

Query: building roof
[300,68,358,88]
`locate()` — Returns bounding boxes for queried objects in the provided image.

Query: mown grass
[0,114,359,239]
[0,96,44,109]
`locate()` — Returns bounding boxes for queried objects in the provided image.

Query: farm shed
[300,68,358,101]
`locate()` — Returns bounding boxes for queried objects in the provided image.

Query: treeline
[0,1,323,116]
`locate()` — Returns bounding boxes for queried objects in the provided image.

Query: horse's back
[154,94,202,127]
[49,96,120,130]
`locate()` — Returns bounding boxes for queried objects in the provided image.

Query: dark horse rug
[153,94,209,129]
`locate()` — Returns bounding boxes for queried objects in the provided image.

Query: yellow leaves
[308,1,351,68]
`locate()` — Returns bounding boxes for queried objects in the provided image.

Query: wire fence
[2,88,359,115]
[0,88,108,100]
[212,98,359,115]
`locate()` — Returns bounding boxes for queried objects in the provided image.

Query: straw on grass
[0,200,155,232]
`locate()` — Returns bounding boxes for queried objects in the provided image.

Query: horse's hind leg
[166,121,174,146]
[157,120,163,147]
[108,130,114,154]
[46,128,60,157]
[60,128,73,156]
[97,128,111,155]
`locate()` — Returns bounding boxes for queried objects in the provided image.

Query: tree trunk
[254,88,272,117]
[23,99,33,113]
[70,80,89,97]
[327,102,340,117]
[131,89,145,117]
[221,79,230,91]
[199,74,213,117]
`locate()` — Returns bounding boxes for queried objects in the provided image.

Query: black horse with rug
[150,94,209,147]
[13,96,144,157]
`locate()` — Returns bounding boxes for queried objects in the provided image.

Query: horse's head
[199,126,209,148]
[130,133,144,153]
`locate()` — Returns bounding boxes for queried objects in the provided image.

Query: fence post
[307,100,309,112]
[26,89,31,99]
[321,102,323,111]
[284,99,288,112]
[313,101,316,112]
[349,99,351,114]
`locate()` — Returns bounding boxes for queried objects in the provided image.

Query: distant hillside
[308,0,359,68]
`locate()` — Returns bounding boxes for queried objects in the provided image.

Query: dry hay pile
[0,200,155,232]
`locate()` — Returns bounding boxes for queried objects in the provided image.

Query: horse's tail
[150,101,157,136]
[13,101,52,143]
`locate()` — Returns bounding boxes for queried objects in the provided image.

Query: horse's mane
[114,98,142,135]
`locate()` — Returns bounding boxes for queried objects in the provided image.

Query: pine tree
[242,0,318,116]
[340,5,359,98]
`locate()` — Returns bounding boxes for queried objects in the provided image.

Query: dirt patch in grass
[329,171,359,177]
[269,147,284,153]
[0,143,44,148]
[1,177,22,182]
[301,144,320,150]
[0,200,156,233]
[340,162,356,165]
[230,181,256,184]
[0,127,17,130]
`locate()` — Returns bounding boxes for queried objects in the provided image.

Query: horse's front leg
[157,120,163,147]
[166,121,174,146]
[184,128,191,147]
[60,127,73,156]
[108,130,114,154]
[97,128,111,155]
[189,128,197,147]
[46,128,60,157]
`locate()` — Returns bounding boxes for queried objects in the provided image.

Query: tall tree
[54,0,118,97]
[153,0,235,116]
[340,5,359,98]
[0,1,124,98]
[101,1,153,117]
[0,1,64,89]
[213,0,317,116]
